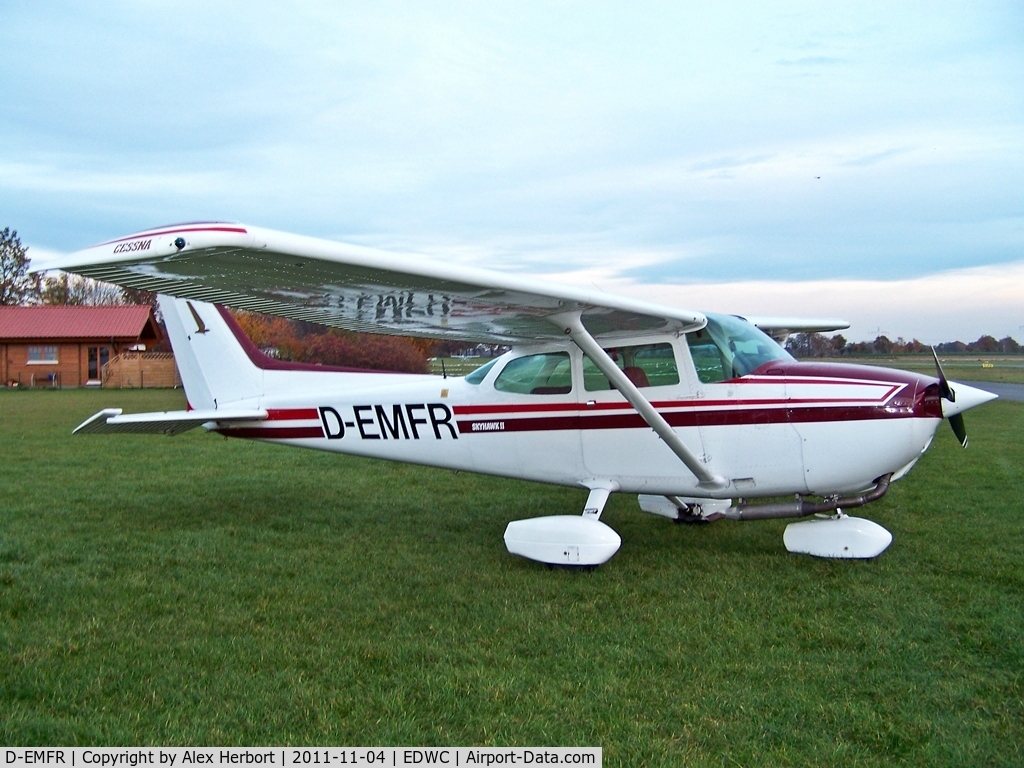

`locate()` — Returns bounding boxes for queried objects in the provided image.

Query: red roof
[0,305,157,340]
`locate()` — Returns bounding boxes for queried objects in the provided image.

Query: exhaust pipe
[711,474,892,521]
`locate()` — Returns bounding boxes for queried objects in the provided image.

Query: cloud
[536,260,1024,344]
[2,3,1023,342]
[23,230,1020,343]
[775,56,846,67]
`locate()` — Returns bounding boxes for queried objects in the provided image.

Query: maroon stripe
[266,408,320,421]
[735,376,899,387]
[454,390,902,417]
[458,404,932,434]
[217,426,325,439]
[96,225,249,246]
[456,401,593,415]
[459,415,582,433]
[750,361,933,387]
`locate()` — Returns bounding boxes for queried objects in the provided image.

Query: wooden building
[0,305,174,388]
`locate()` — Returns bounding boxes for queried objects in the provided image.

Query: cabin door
[682,331,807,496]
[578,339,706,489]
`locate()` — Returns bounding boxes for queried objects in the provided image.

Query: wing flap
[74,407,268,436]
[50,223,706,343]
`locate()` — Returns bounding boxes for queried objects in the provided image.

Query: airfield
[1,383,1021,766]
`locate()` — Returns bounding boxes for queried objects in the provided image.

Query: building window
[27,345,59,363]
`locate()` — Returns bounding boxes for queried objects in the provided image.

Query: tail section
[159,296,264,409]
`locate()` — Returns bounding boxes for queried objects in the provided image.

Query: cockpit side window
[687,331,729,383]
[493,352,573,395]
[686,313,794,383]
[583,342,680,391]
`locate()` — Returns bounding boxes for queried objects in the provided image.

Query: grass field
[428,357,498,376]
[1,389,1022,765]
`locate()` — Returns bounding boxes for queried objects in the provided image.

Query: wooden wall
[2,343,181,388]
[3,342,91,387]
[103,352,182,389]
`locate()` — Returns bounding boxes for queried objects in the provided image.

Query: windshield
[687,313,793,383]
[465,358,498,384]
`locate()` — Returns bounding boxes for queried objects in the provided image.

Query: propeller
[930,347,967,447]
[929,347,1000,447]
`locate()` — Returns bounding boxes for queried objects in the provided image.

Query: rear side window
[494,352,573,395]
[583,343,679,391]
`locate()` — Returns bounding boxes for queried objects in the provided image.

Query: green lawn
[428,357,496,376]
[1,389,1022,766]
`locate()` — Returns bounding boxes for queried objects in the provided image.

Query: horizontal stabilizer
[74,407,268,436]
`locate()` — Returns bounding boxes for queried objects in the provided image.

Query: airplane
[52,222,998,567]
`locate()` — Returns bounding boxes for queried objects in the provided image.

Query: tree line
[785,332,1022,358]
[0,227,157,308]
[0,226,430,372]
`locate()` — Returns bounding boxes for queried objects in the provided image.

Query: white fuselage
[212,335,944,500]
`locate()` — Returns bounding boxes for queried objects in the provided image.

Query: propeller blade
[930,346,955,402]
[932,346,968,447]
[930,349,998,448]
[949,413,968,448]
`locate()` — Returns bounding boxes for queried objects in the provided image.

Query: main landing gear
[503,485,622,567]
[504,475,895,567]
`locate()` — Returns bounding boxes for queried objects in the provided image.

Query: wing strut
[548,311,728,492]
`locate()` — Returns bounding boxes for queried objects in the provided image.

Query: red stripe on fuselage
[453,387,906,417]
[265,408,320,421]
[216,426,325,439]
[96,225,249,246]
[456,399,926,434]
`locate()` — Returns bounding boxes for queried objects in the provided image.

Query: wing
[74,407,268,436]
[50,223,706,343]
[739,316,850,343]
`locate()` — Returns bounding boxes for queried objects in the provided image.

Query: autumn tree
[301,330,428,372]
[872,335,893,354]
[997,337,1021,353]
[0,227,39,305]
[40,273,123,305]
[230,310,427,373]
[786,332,843,358]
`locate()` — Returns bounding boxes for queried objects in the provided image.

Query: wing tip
[73,408,123,434]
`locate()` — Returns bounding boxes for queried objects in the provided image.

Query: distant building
[0,305,178,388]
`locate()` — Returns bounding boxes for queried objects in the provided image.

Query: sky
[1,1,1022,343]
